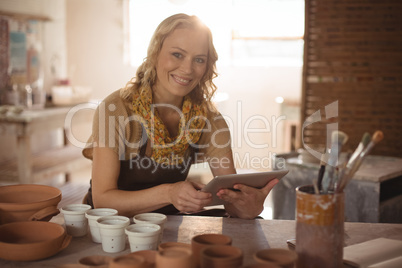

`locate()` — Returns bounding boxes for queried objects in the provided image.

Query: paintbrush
[346,132,371,169]
[321,130,349,193]
[317,153,328,191]
[336,133,370,190]
[336,130,384,192]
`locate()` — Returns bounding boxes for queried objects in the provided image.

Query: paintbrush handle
[317,165,325,191]
[346,143,364,169]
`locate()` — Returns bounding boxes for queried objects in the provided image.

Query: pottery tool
[321,130,349,193]
[317,153,328,191]
[336,130,384,192]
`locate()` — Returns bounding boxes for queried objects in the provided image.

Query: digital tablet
[201,169,289,206]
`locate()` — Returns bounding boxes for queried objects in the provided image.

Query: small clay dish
[79,255,113,267]
[0,184,61,224]
[8,105,24,114]
[109,254,147,268]
[243,264,281,268]
[129,250,158,268]
[254,248,298,268]
[0,221,71,261]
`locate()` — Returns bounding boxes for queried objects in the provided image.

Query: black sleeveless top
[86,141,192,215]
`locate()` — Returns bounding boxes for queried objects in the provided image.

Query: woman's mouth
[172,75,191,86]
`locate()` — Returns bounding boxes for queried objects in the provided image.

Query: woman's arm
[209,151,278,219]
[91,147,212,217]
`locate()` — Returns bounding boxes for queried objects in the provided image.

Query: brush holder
[295,185,344,268]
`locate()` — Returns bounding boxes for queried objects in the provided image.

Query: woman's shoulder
[96,88,136,116]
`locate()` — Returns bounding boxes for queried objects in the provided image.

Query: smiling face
[153,26,209,104]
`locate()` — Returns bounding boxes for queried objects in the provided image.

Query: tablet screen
[201,169,289,206]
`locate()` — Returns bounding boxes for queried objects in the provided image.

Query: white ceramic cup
[60,204,92,237]
[85,208,118,243]
[97,215,130,253]
[125,223,161,252]
[133,213,167,245]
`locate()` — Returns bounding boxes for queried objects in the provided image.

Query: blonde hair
[123,13,218,110]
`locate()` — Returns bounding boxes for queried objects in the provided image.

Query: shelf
[0,11,51,21]
[0,145,91,184]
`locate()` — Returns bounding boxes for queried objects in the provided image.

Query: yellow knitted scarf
[132,87,207,165]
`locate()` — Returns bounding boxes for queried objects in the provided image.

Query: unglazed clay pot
[192,233,232,267]
[109,254,147,268]
[0,221,71,261]
[200,245,243,268]
[156,247,195,268]
[0,184,61,224]
[254,248,298,268]
[79,255,113,267]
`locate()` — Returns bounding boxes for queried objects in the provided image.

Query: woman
[83,13,278,219]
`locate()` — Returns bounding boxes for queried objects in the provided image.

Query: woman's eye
[172,52,182,58]
[195,58,205,64]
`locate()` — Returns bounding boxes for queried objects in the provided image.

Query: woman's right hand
[168,181,212,213]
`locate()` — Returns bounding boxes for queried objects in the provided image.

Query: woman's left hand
[216,178,279,219]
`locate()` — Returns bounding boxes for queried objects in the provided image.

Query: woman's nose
[179,59,193,74]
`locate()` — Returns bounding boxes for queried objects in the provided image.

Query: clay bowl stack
[0,184,70,261]
[0,184,62,224]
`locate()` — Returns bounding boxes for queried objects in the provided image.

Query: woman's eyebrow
[172,46,207,57]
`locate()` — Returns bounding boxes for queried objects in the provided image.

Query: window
[127,0,304,67]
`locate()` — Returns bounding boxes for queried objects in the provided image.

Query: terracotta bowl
[200,245,243,268]
[0,221,71,261]
[0,184,61,224]
[192,233,232,266]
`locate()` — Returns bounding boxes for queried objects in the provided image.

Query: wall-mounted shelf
[0,10,51,21]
